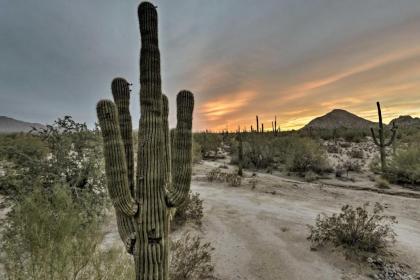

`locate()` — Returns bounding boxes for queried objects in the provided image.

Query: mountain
[389,115,420,128]
[303,109,375,130]
[0,116,45,133]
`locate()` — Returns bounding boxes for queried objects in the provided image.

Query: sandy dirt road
[190,161,420,280]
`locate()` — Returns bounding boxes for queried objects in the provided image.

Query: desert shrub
[335,167,345,178]
[0,185,134,279]
[326,144,340,154]
[339,142,351,148]
[385,146,420,185]
[225,173,241,187]
[193,133,222,159]
[0,117,107,214]
[249,176,258,190]
[375,177,390,189]
[343,160,362,173]
[305,128,369,142]
[172,192,204,229]
[192,139,202,163]
[0,133,48,165]
[348,148,364,159]
[304,171,318,182]
[369,154,382,174]
[308,203,397,253]
[286,138,330,174]
[239,136,274,169]
[342,130,368,143]
[170,233,216,280]
[206,168,223,182]
[230,135,330,174]
[206,168,241,187]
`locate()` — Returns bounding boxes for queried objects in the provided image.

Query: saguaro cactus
[96,2,194,279]
[274,115,277,134]
[256,115,259,133]
[370,102,397,172]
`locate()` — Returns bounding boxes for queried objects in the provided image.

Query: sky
[1,0,420,131]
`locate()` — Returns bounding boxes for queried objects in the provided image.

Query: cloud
[1,0,420,131]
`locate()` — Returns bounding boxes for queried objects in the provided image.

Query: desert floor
[103,157,420,280]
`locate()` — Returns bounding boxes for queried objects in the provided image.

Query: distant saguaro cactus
[96,2,194,279]
[274,115,277,134]
[256,115,259,133]
[370,102,397,172]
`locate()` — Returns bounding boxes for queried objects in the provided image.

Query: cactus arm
[111,77,135,195]
[165,90,194,207]
[96,100,138,216]
[385,126,397,147]
[370,128,380,146]
[376,102,383,128]
[110,78,138,254]
[162,94,171,187]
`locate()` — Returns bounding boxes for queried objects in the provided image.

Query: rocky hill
[389,115,420,128]
[303,109,375,130]
[0,116,45,133]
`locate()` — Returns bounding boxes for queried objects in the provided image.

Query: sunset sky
[1,0,420,131]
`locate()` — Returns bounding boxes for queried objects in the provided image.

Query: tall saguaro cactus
[96,2,194,279]
[256,115,259,133]
[370,102,397,173]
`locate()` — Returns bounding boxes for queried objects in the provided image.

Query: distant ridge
[0,116,45,133]
[389,115,420,128]
[303,109,375,130]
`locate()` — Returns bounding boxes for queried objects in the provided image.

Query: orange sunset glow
[1,1,420,131]
[184,10,420,132]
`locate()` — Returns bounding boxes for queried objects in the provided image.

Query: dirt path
[190,161,420,280]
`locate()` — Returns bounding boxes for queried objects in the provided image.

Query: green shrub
[206,168,241,187]
[348,148,364,159]
[193,133,222,159]
[206,168,223,182]
[192,139,202,163]
[170,233,216,280]
[304,171,318,182]
[326,144,340,154]
[286,138,330,174]
[308,203,397,254]
[343,160,361,173]
[225,173,242,187]
[0,133,48,165]
[0,116,107,214]
[0,185,134,280]
[385,146,420,185]
[237,135,274,169]
[172,192,204,229]
[375,177,391,189]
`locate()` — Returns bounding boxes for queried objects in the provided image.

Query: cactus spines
[96,2,194,279]
[370,102,397,172]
